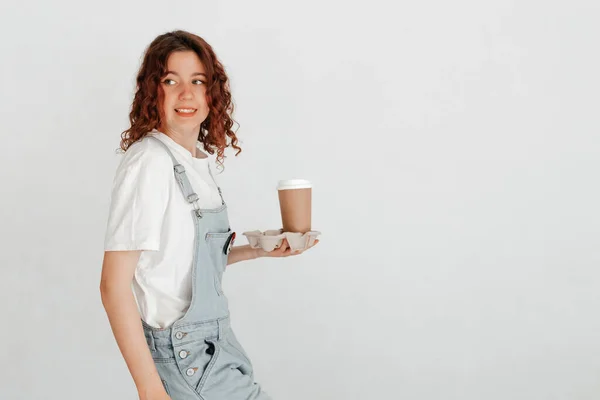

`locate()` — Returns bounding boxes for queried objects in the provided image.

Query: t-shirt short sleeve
[104,140,172,252]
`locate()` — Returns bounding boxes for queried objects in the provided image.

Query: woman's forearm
[227,244,261,266]
[100,285,165,399]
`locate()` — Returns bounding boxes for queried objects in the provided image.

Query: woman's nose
[179,83,194,99]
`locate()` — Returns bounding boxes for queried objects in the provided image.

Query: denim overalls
[142,136,272,400]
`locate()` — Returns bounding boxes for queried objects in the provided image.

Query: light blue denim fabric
[142,136,271,400]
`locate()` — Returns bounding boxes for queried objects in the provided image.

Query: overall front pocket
[192,339,220,394]
[156,339,220,399]
[206,231,233,295]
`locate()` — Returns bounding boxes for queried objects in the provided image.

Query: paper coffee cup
[277,179,312,233]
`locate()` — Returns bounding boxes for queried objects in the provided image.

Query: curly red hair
[120,30,241,170]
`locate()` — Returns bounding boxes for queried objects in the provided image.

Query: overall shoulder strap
[146,135,203,216]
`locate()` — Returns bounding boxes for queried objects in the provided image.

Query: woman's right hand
[257,237,319,258]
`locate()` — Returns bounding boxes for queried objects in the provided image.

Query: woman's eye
[162,79,204,86]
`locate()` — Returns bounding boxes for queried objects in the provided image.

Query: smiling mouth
[175,108,197,114]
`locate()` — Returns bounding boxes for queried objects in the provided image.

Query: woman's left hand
[256,238,319,258]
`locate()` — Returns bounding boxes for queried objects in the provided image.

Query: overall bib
[142,136,271,400]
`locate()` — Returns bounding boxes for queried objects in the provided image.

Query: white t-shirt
[103,129,224,328]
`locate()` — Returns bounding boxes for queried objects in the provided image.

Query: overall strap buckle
[187,193,203,218]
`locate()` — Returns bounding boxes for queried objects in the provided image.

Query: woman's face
[158,50,210,135]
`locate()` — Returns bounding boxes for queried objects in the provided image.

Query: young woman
[100,30,318,400]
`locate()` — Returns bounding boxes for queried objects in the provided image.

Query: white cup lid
[277,179,312,190]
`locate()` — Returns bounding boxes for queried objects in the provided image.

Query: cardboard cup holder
[243,229,321,252]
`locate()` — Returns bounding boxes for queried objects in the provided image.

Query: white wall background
[1,0,599,399]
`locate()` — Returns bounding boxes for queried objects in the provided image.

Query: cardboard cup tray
[242,229,321,252]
